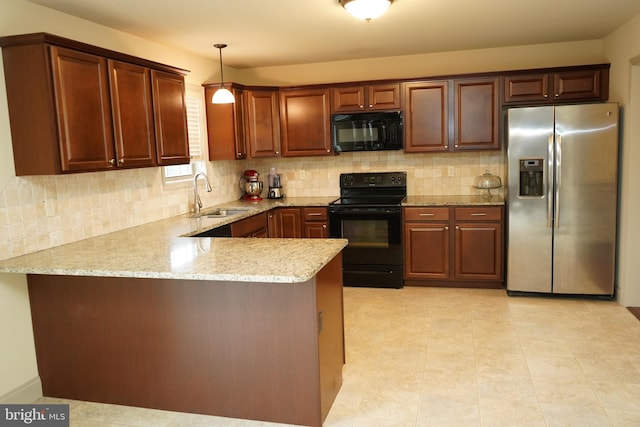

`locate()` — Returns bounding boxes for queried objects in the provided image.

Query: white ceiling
[26,0,640,69]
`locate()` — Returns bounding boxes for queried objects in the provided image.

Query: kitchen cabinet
[303,207,328,238]
[280,88,332,156]
[0,33,190,175]
[268,208,303,238]
[453,77,500,151]
[331,83,401,113]
[403,77,499,152]
[403,81,449,153]
[150,70,190,165]
[452,207,503,282]
[109,60,157,168]
[503,66,609,104]
[403,206,503,287]
[231,212,269,238]
[404,207,451,279]
[204,84,247,160]
[246,88,281,158]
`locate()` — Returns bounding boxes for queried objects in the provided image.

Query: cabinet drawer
[404,207,450,221]
[454,207,502,221]
[303,207,327,221]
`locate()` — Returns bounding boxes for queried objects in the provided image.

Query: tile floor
[37,286,640,426]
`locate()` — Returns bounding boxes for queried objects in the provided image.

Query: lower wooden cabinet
[404,206,503,288]
[268,208,303,238]
[303,207,328,238]
[231,212,269,238]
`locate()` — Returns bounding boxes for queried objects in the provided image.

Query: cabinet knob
[445,226,449,230]
[368,104,373,108]
[118,158,125,164]
[555,93,559,97]
[322,224,327,229]
[544,94,548,98]
[456,225,460,230]
[109,159,116,166]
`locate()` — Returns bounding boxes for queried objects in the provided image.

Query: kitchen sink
[192,207,256,218]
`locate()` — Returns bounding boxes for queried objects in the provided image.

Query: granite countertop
[403,194,504,206]
[0,197,345,284]
[0,194,503,283]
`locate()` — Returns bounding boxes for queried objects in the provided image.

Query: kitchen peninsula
[0,198,347,427]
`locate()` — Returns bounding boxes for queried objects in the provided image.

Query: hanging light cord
[214,43,227,89]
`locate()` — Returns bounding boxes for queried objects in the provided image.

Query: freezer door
[507,106,554,293]
[553,103,618,295]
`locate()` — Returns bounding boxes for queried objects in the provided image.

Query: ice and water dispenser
[519,159,544,197]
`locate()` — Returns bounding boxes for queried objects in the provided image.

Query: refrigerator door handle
[547,134,554,228]
[555,134,562,228]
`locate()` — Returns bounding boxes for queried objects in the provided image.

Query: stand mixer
[239,169,263,201]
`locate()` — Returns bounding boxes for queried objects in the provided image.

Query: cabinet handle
[109,159,116,166]
[308,213,322,216]
[470,212,487,216]
[369,104,373,108]
[322,224,327,229]
[544,94,549,98]
[118,158,125,164]
[419,213,435,216]
[445,226,449,230]
[456,225,460,230]
[555,93,559,97]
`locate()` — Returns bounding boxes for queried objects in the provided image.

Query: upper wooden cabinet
[454,77,500,151]
[503,66,609,104]
[331,83,401,113]
[150,70,190,166]
[204,84,247,160]
[403,77,499,152]
[109,60,157,168]
[0,33,190,175]
[280,88,332,157]
[403,81,449,153]
[245,88,281,158]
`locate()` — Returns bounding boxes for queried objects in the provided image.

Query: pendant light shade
[212,43,235,104]
[339,0,393,21]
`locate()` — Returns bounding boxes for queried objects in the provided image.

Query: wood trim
[628,307,640,322]
[0,33,189,75]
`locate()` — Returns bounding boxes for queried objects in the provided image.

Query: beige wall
[3,0,633,402]
[603,14,640,306]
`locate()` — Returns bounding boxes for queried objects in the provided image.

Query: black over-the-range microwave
[331,111,403,153]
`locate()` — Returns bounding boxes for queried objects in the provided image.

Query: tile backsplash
[0,150,504,260]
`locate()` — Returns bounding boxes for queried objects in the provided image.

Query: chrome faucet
[193,172,213,216]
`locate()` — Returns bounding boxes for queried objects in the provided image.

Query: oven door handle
[329,207,401,215]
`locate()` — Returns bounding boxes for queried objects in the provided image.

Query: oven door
[329,206,403,288]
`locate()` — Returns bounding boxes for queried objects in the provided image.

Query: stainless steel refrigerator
[507,103,619,296]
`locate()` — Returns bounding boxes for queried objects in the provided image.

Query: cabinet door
[205,85,247,160]
[108,60,157,168]
[367,83,401,110]
[503,73,551,104]
[246,89,281,157]
[553,69,602,101]
[151,70,190,165]
[453,222,503,281]
[453,207,503,281]
[50,46,115,172]
[404,222,450,279]
[279,208,303,238]
[331,86,365,112]
[280,88,332,156]
[403,81,449,152]
[231,212,269,237]
[454,77,500,150]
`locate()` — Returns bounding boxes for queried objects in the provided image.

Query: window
[163,88,206,184]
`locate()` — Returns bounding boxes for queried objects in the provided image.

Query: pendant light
[211,43,235,104]
[339,0,393,21]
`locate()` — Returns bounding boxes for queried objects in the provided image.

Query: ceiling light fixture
[339,0,393,21]
[211,43,235,104]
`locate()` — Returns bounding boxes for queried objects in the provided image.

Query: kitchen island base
[26,255,344,427]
